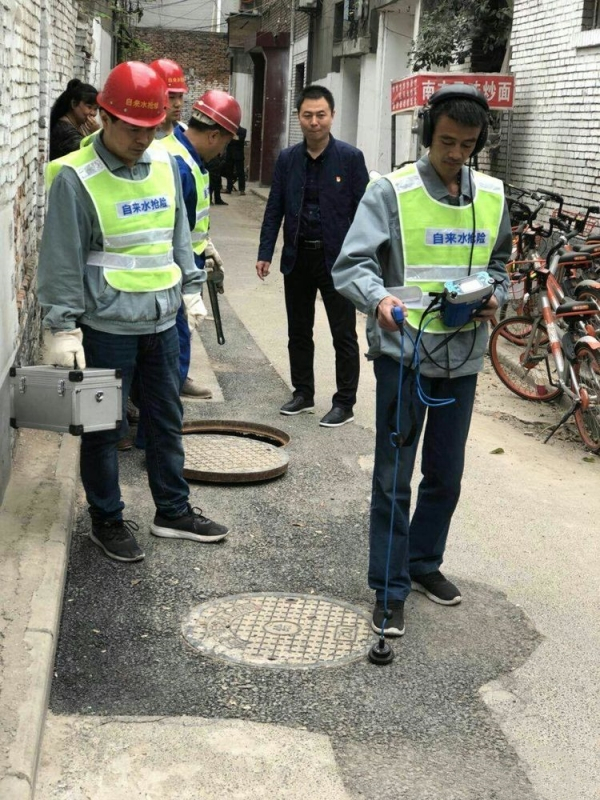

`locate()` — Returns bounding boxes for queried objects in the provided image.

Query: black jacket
[258,135,369,274]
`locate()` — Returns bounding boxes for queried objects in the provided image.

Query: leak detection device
[441,272,494,328]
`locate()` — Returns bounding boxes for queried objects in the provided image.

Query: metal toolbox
[9,366,122,435]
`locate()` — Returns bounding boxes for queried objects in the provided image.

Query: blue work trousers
[369,355,477,602]
[80,324,189,522]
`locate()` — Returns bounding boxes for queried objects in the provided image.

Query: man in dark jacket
[256,85,369,427]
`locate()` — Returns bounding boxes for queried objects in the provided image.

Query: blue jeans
[135,303,190,449]
[80,324,190,522]
[369,356,477,603]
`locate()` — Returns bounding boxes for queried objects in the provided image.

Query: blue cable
[381,319,405,632]
[413,316,455,407]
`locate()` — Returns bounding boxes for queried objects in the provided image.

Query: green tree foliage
[410,0,512,72]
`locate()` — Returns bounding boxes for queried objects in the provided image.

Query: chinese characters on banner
[391,73,515,113]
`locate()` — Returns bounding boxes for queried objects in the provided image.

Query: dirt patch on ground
[476,356,595,455]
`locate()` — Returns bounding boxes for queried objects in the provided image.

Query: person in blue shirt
[150,58,214,400]
[169,89,241,310]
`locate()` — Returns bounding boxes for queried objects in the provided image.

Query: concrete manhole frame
[182,420,291,483]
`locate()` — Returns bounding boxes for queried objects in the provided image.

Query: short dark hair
[430,98,488,133]
[295,84,335,114]
[50,78,98,130]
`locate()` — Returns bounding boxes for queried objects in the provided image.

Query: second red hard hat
[149,59,189,94]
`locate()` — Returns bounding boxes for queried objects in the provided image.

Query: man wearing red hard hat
[154,86,242,366]
[149,58,188,137]
[147,61,230,401]
[37,61,230,564]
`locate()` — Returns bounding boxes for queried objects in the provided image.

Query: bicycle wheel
[489,316,562,401]
[497,306,532,343]
[573,344,600,452]
[574,285,600,334]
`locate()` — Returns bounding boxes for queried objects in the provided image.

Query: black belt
[299,239,324,250]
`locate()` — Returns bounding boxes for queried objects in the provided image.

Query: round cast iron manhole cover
[182,434,289,483]
[182,593,373,669]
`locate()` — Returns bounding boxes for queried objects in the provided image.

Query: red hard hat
[97,62,167,127]
[192,90,241,136]
[149,58,188,93]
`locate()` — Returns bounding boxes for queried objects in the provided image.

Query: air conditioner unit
[298,0,319,10]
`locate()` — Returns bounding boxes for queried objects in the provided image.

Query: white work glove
[41,328,87,368]
[204,240,225,294]
[183,292,208,333]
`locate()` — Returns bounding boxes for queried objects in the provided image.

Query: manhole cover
[183,434,289,482]
[182,593,373,669]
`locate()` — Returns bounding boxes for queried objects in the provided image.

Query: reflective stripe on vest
[158,132,210,255]
[392,163,504,333]
[46,144,181,293]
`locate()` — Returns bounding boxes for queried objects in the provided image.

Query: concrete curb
[0,429,79,800]
[247,183,269,204]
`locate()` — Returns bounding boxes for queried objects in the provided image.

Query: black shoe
[151,505,229,543]
[89,519,145,562]
[214,200,228,205]
[371,601,405,637]
[411,570,461,605]
[319,406,354,427]
[280,395,315,415]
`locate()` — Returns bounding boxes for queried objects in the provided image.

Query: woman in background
[49,78,99,160]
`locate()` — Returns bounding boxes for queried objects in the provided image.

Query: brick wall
[256,0,291,35]
[504,0,600,214]
[0,0,99,502]
[129,29,230,118]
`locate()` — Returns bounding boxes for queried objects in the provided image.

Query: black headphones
[418,84,490,155]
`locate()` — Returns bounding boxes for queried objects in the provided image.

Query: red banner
[391,73,515,113]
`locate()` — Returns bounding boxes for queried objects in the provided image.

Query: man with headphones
[332,84,512,637]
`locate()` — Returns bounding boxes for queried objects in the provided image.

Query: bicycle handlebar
[536,189,564,205]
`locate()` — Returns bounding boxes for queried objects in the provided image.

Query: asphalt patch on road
[51,298,543,800]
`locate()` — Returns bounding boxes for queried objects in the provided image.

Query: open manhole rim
[181,591,373,670]
[183,419,290,446]
[182,420,290,483]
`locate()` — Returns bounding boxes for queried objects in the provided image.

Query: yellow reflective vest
[158,131,210,256]
[390,163,504,333]
[45,144,181,293]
